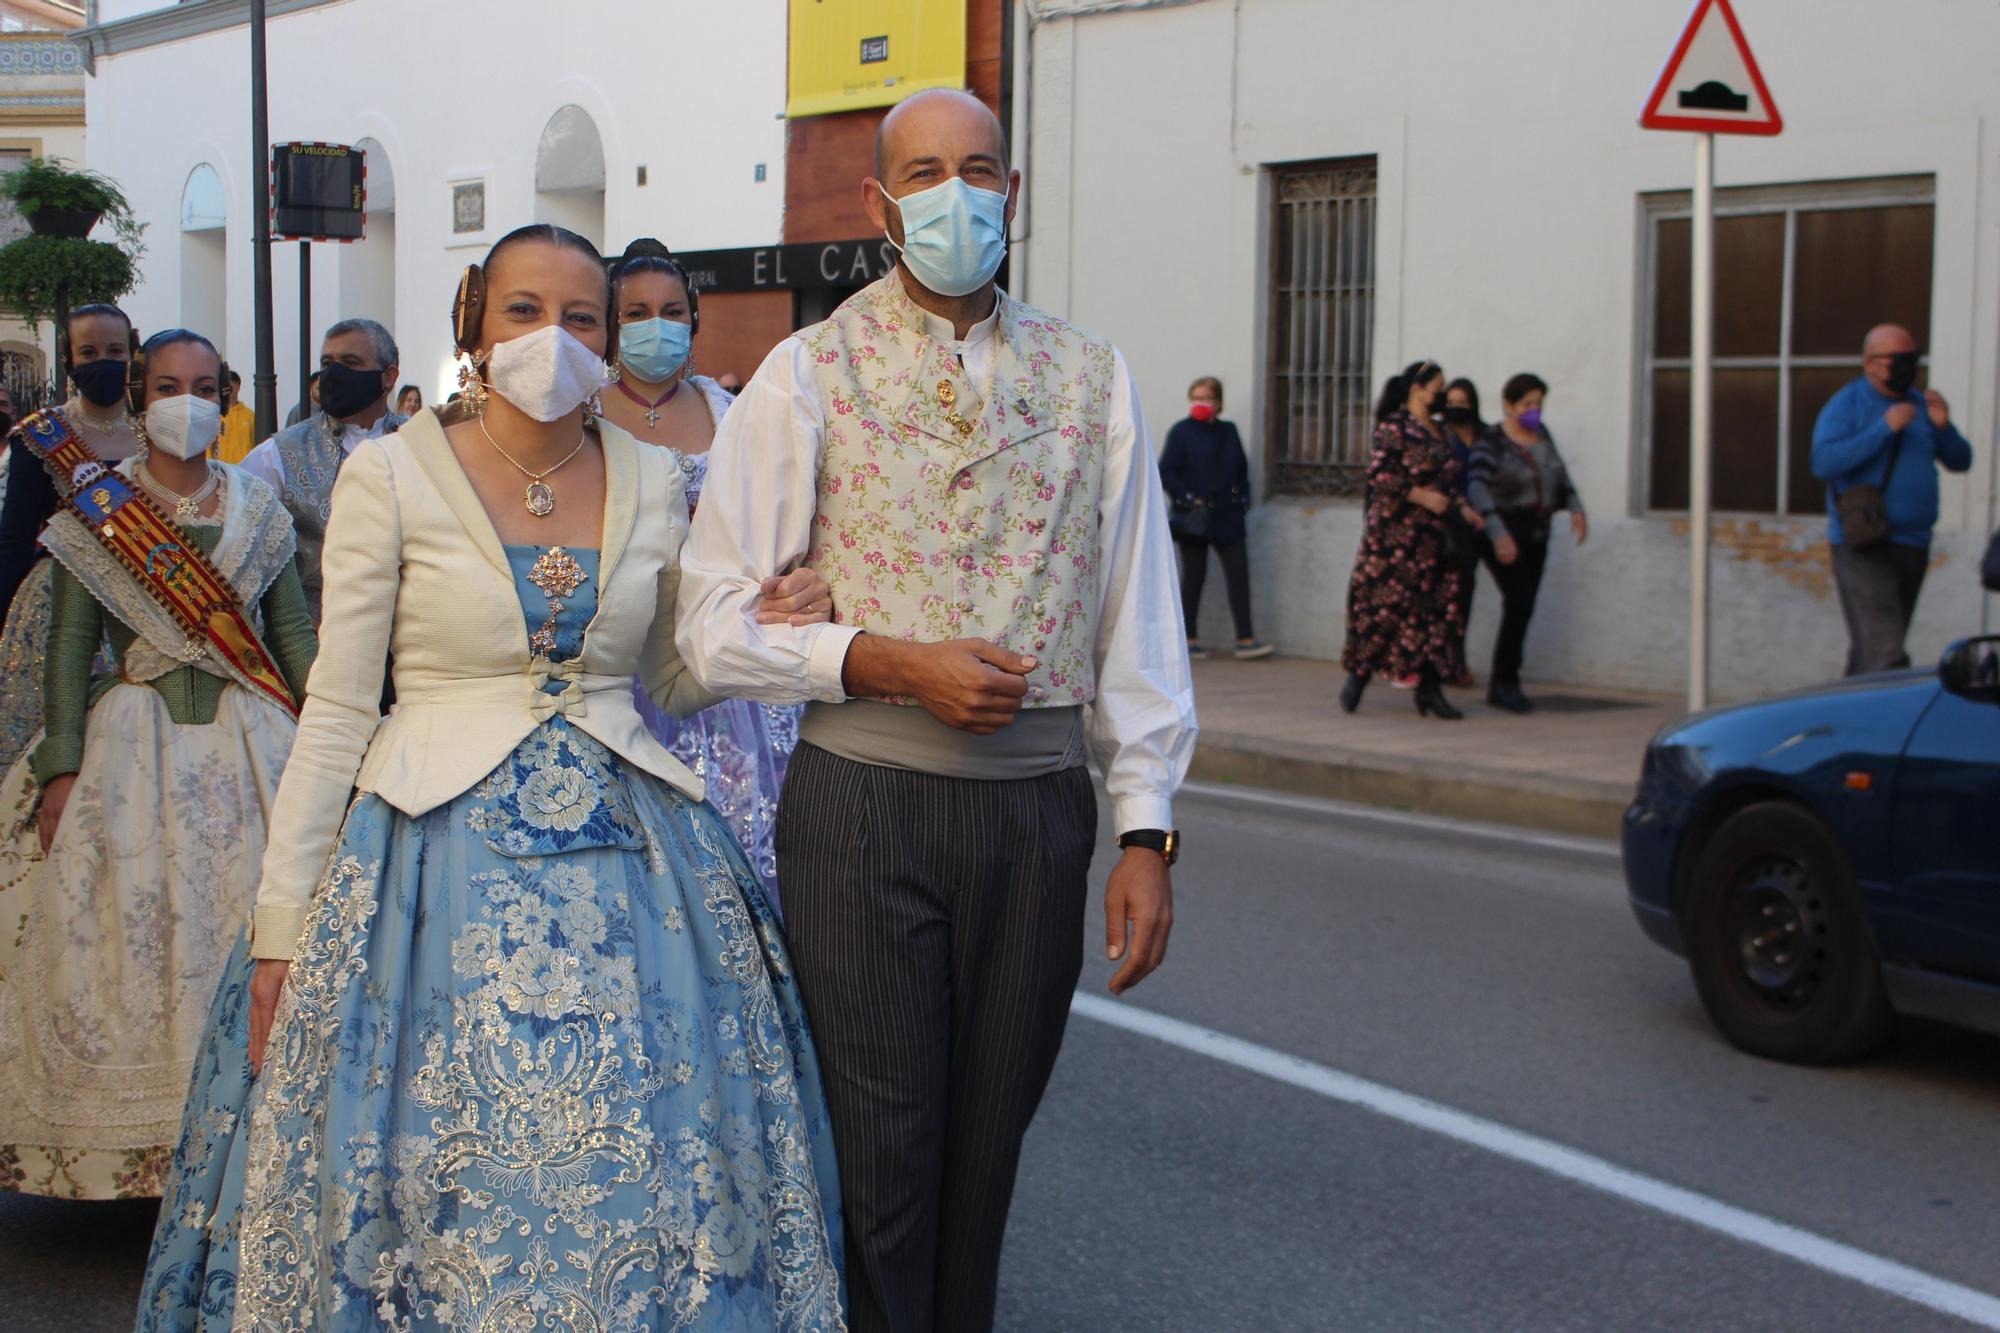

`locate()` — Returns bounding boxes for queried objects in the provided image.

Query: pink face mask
[1189,402,1217,423]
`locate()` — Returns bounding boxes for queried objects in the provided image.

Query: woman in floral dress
[1339,359,1483,720]
[135,225,845,1331]
[596,238,800,905]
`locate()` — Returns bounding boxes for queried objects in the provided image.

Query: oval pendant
[524,481,556,517]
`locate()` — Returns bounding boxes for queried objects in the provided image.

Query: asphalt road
[998,784,2000,1331]
[5,783,1999,1330]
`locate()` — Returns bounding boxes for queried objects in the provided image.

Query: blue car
[1624,635,2000,1064]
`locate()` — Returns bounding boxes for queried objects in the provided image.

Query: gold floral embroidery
[526,547,588,657]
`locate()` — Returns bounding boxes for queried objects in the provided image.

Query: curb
[1188,732,1632,841]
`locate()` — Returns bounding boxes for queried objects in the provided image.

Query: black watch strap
[1117,828,1180,865]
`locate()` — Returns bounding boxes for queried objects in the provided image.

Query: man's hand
[754,565,833,627]
[248,959,290,1076]
[1105,848,1173,995]
[1925,389,1950,429]
[843,635,1035,734]
[36,773,75,854]
[1494,533,1520,566]
[1571,511,1590,545]
[1886,401,1918,432]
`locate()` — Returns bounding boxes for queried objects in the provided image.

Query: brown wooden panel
[696,290,798,385]
[783,0,1005,245]
[785,109,885,244]
[968,0,1003,75]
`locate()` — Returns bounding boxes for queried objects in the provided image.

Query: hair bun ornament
[620,237,673,264]
[453,264,486,355]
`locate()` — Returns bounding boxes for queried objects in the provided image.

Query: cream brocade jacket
[248,411,718,959]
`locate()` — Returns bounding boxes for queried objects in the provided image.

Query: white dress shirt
[676,298,1196,835]
[238,409,397,492]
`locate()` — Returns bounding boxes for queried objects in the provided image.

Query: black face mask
[0,413,15,438]
[70,356,129,409]
[1443,406,1477,426]
[318,361,386,420]
[1884,352,1920,395]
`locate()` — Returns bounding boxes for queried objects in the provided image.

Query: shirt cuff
[29,736,81,788]
[1112,793,1176,839]
[805,623,863,703]
[250,902,309,960]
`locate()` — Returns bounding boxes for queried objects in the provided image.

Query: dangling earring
[456,349,490,415]
[131,411,152,460]
[683,352,697,382]
[608,360,624,385]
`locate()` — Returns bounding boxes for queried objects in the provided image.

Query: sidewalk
[1185,657,1684,839]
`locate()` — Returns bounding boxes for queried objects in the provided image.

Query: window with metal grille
[1266,158,1377,498]
[1640,175,1935,515]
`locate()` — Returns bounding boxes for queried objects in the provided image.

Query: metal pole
[250,0,276,437]
[1689,132,1714,712]
[298,240,311,416]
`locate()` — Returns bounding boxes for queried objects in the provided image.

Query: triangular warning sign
[1640,0,1782,135]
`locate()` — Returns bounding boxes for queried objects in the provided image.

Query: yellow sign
[787,0,968,119]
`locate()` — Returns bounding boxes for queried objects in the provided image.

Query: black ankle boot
[1340,673,1369,714]
[1487,682,1533,714]
[1414,670,1463,720]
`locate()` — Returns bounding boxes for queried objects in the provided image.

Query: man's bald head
[1862,323,1917,359]
[874,89,1009,182]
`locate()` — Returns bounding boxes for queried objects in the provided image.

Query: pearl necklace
[136,459,220,522]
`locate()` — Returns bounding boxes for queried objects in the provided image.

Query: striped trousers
[775,743,1098,1333]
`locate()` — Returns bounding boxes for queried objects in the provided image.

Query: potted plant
[0,235,137,326]
[2,158,143,246]
[0,162,146,342]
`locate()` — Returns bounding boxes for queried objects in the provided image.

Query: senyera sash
[14,407,299,717]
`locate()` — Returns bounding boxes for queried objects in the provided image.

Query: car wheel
[1684,801,1891,1064]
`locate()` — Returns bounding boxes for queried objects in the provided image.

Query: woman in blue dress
[596,239,799,903]
[135,224,847,1331]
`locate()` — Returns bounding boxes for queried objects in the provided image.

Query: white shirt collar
[913,290,1002,355]
[330,409,393,451]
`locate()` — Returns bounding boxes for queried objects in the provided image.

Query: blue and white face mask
[877,177,1009,298]
[618,317,692,385]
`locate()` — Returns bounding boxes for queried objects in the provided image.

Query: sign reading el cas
[1640,0,1781,136]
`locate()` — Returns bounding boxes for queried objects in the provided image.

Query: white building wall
[1023,0,2000,699]
[82,0,789,413]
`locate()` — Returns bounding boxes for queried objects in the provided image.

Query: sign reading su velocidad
[1639,0,1782,136]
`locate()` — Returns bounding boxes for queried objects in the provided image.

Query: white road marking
[1177,779,1622,860]
[1071,992,2000,1329]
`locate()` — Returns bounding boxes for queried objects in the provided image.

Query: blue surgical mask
[618,317,692,385]
[877,177,1008,298]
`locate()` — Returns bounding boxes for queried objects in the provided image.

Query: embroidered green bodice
[31,522,317,786]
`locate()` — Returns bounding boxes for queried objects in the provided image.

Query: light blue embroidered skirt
[136,718,846,1332]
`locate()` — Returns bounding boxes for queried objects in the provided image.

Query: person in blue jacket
[1158,375,1271,660]
[1810,323,1973,675]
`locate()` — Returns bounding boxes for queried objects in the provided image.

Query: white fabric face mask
[144,394,222,460]
[485,324,608,422]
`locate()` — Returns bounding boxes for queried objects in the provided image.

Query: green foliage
[1,157,147,258]
[0,235,138,325]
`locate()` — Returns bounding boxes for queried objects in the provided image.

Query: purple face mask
[1519,408,1543,432]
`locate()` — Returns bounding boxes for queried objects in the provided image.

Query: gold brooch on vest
[937,379,974,438]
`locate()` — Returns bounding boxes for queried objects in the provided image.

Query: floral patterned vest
[804,276,1118,707]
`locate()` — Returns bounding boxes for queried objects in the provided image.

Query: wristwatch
[1117,828,1180,865]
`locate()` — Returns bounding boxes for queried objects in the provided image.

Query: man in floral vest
[679,88,1196,1333]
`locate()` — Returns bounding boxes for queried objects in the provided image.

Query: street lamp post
[250,0,276,437]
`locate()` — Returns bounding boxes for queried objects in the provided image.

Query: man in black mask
[241,318,403,624]
[1809,322,1974,674]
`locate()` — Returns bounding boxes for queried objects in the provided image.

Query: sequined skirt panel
[634,689,799,908]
